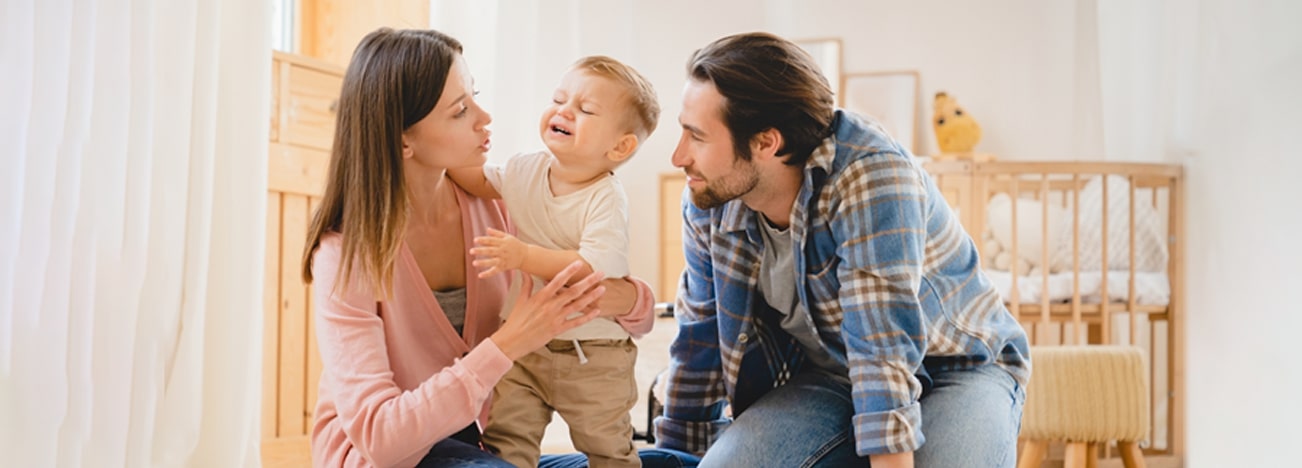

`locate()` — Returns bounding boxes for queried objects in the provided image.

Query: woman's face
[401,55,493,170]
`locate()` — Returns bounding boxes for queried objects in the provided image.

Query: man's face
[671,79,758,210]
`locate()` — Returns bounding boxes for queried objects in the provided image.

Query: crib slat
[1071,174,1082,345]
[1099,176,1110,345]
[1040,175,1051,327]
[1129,176,1139,346]
[971,170,989,266]
[1009,178,1021,325]
[1151,316,1159,448]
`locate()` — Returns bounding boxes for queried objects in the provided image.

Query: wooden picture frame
[793,37,844,106]
[841,70,922,154]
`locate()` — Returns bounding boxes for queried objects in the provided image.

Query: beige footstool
[1018,346,1149,468]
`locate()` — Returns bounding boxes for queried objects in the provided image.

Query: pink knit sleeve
[310,237,512,467]
[613,276,656,339]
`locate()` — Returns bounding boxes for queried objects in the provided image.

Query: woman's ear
[750,128,783,161]
[400,131,416,160]
[605,133,640,163]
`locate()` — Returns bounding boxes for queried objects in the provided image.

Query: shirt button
[738,333,748,344]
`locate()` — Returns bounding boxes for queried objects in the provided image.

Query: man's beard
[689,157,758,210]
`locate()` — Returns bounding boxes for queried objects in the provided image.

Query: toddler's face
[539,69,634,165]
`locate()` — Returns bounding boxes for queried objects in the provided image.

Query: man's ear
[750,128,783,162]
[606,133,640,163]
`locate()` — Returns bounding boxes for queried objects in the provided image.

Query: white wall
[1183,1,1302,466]
[431,3,1302,464]
[771,0,1101,159]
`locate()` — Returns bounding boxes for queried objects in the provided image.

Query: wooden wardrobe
[262,50,341,467]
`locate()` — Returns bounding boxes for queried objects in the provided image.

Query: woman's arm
[311,239,510,467]
[312,241,604,467]
[594,276,656,338]
[448,165,502,200]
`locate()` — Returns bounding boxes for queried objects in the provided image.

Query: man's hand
[870,451,914,468]
[470,228,528,278]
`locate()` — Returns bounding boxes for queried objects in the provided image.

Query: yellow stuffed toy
[932,91,982,156]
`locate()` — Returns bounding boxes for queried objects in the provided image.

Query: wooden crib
[923,160,1185,466]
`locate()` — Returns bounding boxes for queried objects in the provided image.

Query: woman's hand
[490,261,605,361]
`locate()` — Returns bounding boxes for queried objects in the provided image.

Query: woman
[301,28,694,467]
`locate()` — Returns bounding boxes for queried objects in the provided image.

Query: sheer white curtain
[1092,0,1202,163]
[0,0,269,466]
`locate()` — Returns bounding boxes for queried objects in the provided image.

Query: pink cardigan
[309,186,655,467]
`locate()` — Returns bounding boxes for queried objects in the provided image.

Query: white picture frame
[841,71,922,154]
[793,38,843,105]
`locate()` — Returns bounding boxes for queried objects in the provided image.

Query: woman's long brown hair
[301,28,463,298]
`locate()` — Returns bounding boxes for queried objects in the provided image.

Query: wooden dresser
[658,173,687,304]
[262,50,342,468]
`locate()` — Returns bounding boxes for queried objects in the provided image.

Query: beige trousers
[483,338,640,468]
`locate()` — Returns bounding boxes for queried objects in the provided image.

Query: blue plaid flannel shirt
[653,110,1031,457]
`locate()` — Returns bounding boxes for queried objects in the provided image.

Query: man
[654,32,1031,468]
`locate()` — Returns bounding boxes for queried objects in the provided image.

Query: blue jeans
[419,439,699,468]
[699,365,1024,467]
[540,448,700,468]
[418,438,513,467]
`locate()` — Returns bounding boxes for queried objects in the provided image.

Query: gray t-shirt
[756,216,847,377]
[434,287,467,335]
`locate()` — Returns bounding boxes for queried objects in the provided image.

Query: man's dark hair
[686,32,836,166]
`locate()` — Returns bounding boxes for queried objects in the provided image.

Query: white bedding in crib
[983,269,1170,305]
[985,175,1169,274]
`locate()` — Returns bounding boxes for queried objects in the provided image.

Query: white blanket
[985,270,1171,305]
[985,174,1169,274]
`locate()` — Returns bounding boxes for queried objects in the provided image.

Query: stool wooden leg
[1118,441,1146,468]
[1064,442,1090,468]
[1017,440,1047,468]
[1085,443,1099,468]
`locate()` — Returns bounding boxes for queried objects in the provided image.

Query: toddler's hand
[470,228,528,278]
